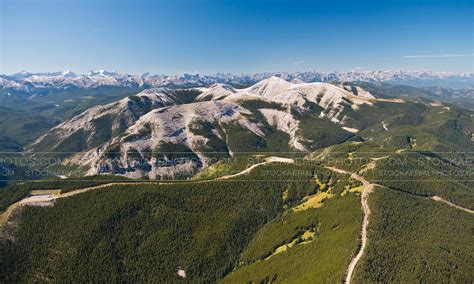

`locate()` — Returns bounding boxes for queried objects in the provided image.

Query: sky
[1,0,473,74]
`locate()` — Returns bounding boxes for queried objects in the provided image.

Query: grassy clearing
[341,185,364,196]
[268,228,316,258]
[293,191,334,211]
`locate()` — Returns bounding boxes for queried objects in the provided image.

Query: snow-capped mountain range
[1,70,472,94]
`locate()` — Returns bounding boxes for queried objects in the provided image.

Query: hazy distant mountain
[1,70,472,95]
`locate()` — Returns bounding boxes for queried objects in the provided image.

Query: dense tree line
[353,188,474,282]
[0,163,325,282]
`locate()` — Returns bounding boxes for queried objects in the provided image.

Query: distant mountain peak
[2,70,472,93]
[62,70,76,77]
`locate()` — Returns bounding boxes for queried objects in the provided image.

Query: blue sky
[1,0,473,74]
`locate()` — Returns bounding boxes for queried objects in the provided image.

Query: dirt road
[0,200,22,227]
[1,157,294,228]
[325,167,374,284]
[216,156,294,180]
[431,196,474,215]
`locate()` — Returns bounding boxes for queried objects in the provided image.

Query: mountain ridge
[28,77,468,180]
[2,70,473,95]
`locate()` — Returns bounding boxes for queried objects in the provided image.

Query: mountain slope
[29,88,179,154]
[70,100,264,178]
[27,77,445,178]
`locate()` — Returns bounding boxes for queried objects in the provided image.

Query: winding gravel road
[0,156,295,228]
[325,167,374,284]
[431,196,474,215]
[326,166,474,283]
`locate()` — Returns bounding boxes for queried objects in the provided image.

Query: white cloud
[402,53,474,58]
[293,60,305,65]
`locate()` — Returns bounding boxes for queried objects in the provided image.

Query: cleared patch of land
[30,190,61,196]
[266,228,316,258]
[293,191,334,211]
